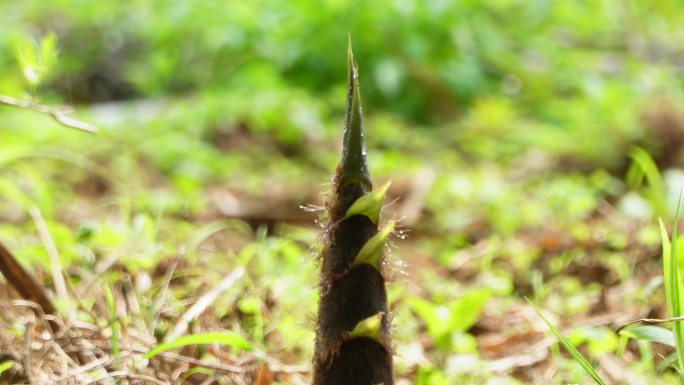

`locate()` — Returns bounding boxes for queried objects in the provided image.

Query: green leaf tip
[344,180,391,224]
[352,220,395,270]
[340,36,371,191]
[349,312,383,342]
[13,33,58,87]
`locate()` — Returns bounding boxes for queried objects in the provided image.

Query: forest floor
[1,96,682,385]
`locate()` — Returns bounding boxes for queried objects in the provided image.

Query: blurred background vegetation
[2,1,684,384]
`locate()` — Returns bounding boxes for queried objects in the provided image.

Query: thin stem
[0,94,97,133]
[616,315,684,334]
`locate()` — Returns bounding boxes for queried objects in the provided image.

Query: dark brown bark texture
[0,241,58,319]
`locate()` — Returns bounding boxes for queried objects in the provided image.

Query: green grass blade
[528,299,607,385]
[668,203,684,374]
[144,332,252,359]
[661,219,673,303]
[103,283,120,362]
[657,353,680,374]
[39,33,58,77]
[629,147,666,217]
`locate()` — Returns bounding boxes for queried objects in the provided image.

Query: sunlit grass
[660,214,684,376]
[143,332,253,360]
[528,299,607,385]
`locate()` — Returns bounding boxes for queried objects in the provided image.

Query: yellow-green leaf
[344,181,391,224]
[352,220,395,269]
[144,332,252,359]
[0,360,13,375]
[349,312,383,342]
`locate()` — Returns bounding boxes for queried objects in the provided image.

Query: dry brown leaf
[253,364,274,385]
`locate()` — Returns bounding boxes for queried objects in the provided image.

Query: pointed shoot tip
[340,39,370,190]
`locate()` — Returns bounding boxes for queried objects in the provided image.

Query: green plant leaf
[528,299,607,385]
[12,33,58,88]
[0,360,13,375]
[568,327,618,354]
[408,296,450,345]
[144,332,252,359]
[408,289,489,349]
[352,220,395,269]
[39,33,58,76]
[619,325,675,348]
[449,289,490,332]
[14,37,39,86]
[344,181,391,224]
[629,147,666,217]
[349,312,383,342]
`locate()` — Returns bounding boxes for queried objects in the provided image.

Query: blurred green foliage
[2,0,684,383]
[1,0,683,161]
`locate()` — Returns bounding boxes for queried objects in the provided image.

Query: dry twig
[0,94,97,133]
[0,242,58,330]
[615,315,684,334]
[30,207,69,307]
[165,267,246,341]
